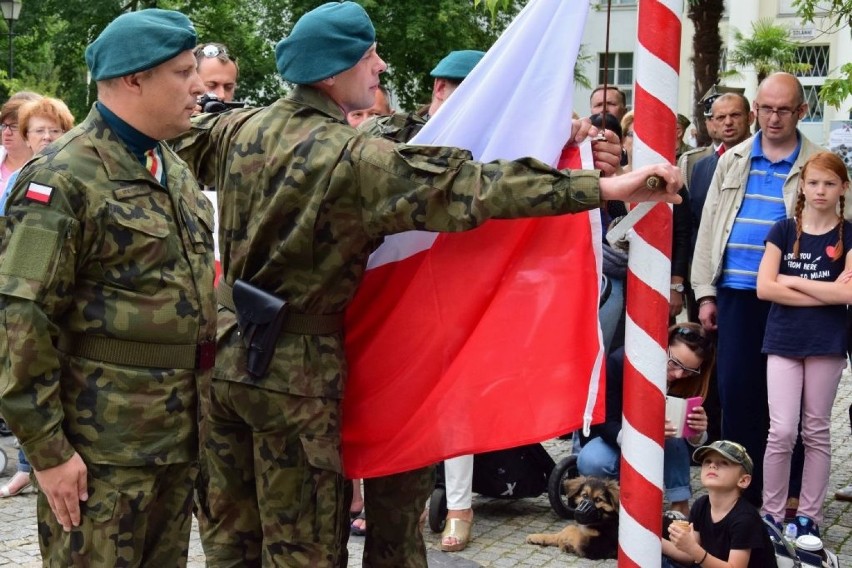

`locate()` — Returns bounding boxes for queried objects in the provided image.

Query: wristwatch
[670,283,685,293]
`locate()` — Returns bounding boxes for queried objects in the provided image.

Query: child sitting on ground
[663,440,777,568]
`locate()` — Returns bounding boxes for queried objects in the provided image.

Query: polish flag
[25,182,53,204]
[342,0,605,479]
[203,189,222,284]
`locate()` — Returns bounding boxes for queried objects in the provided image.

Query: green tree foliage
[2,0,524,117]
[793,0,852,109]
[687,0,725,147]
[725,19,811,86]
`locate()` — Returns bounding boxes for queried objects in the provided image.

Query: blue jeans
[599,276,625,354]
[577,437,692,502]
[18,448,31,473]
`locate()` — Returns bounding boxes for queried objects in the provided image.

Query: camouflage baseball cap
[693,440,754,474]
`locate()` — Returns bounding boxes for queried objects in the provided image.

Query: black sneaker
[795,515,820,538]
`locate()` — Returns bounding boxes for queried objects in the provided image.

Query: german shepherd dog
[526,476,620,560]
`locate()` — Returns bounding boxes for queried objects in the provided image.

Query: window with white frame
[795,45,829,123]
[598,52,634,108]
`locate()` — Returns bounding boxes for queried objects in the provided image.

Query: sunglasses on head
[195,44,230,60]
[673,326,702,343]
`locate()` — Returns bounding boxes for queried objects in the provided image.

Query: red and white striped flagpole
[615,0,682,565]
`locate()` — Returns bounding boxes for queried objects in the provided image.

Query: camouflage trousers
[361,466,435,568]
[37,461,197,567]
[197,379,349,567]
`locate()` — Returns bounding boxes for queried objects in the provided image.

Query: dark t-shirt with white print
[763,218,852,357]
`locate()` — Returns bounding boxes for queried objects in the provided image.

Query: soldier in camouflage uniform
[0,9,216,567]
[171,2,682,567]
[354,49,485,565]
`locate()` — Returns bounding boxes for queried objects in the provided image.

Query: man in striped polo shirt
[691,72,836,506]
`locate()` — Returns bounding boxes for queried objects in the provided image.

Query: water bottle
[783,522,798,544]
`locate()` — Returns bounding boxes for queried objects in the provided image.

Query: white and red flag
[342,0,605,478]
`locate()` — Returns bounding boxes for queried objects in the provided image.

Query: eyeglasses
[30,128,63,137]
[667,348,702,376]
[755,105,800,119]
[195,44,230,60]
[0,123,18,132]
[711,111,745,123]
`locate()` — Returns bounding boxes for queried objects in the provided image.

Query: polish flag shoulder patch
[25,182,54,204]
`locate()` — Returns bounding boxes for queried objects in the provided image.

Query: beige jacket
[691,132,826,300]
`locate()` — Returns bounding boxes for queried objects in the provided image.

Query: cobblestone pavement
[3,370,852,567]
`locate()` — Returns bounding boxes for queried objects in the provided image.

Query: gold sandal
[440,518,473,552]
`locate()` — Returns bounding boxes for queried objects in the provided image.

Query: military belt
[57,333,216,370]
[216,281,344,335]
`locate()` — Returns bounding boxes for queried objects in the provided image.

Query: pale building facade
[576,0,851,146]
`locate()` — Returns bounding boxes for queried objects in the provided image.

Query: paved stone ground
[2,370,852,567]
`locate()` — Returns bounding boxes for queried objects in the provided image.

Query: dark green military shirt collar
[287,85,348,124]
[96,101,159,160]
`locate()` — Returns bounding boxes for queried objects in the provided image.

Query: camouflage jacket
[0,105,217,470]
[359,108,428,142]
[171,85,601,400]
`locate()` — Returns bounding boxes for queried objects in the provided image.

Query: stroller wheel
[548,455,579,519]
[428,487,448,533]
[0,448,7,475]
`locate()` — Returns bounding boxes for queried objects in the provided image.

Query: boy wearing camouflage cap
[664,441,776,567]
[172,2,682,566]
[0,9,216,566]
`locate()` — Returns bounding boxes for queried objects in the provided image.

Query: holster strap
[57,332,216,370]
[217,281,344,335]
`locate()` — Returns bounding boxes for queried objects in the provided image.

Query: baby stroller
[764,518,839,568]
[427,445,581,532]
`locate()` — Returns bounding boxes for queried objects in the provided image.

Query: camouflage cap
[693,440,754,474]
[701,84,746,116]
[430,50,486,81]
[275,2,376,84]
[85,9,197,81]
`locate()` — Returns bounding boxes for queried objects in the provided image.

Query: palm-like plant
[726,18,811,86]
[687,0,725,147]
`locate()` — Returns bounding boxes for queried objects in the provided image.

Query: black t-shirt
[763,218,852,357]
[691,495,777,568]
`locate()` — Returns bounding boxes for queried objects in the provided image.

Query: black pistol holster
[232,279,288,378]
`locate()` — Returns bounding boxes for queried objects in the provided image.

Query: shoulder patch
[25,182,54,205]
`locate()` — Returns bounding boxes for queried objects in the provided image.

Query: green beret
[276,2,376,84]
[430,50,486,81]
[86,9,197,81]
[677,113,691,130]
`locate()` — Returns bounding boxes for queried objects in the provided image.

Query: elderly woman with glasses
[0,96,73,498]
[0,97,74,213]
[0,91,42,195]
[577,323,714,516]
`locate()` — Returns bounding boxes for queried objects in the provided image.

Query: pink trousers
[762,354,845,524]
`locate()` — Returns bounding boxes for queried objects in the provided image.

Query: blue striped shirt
[720,131,801,290]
